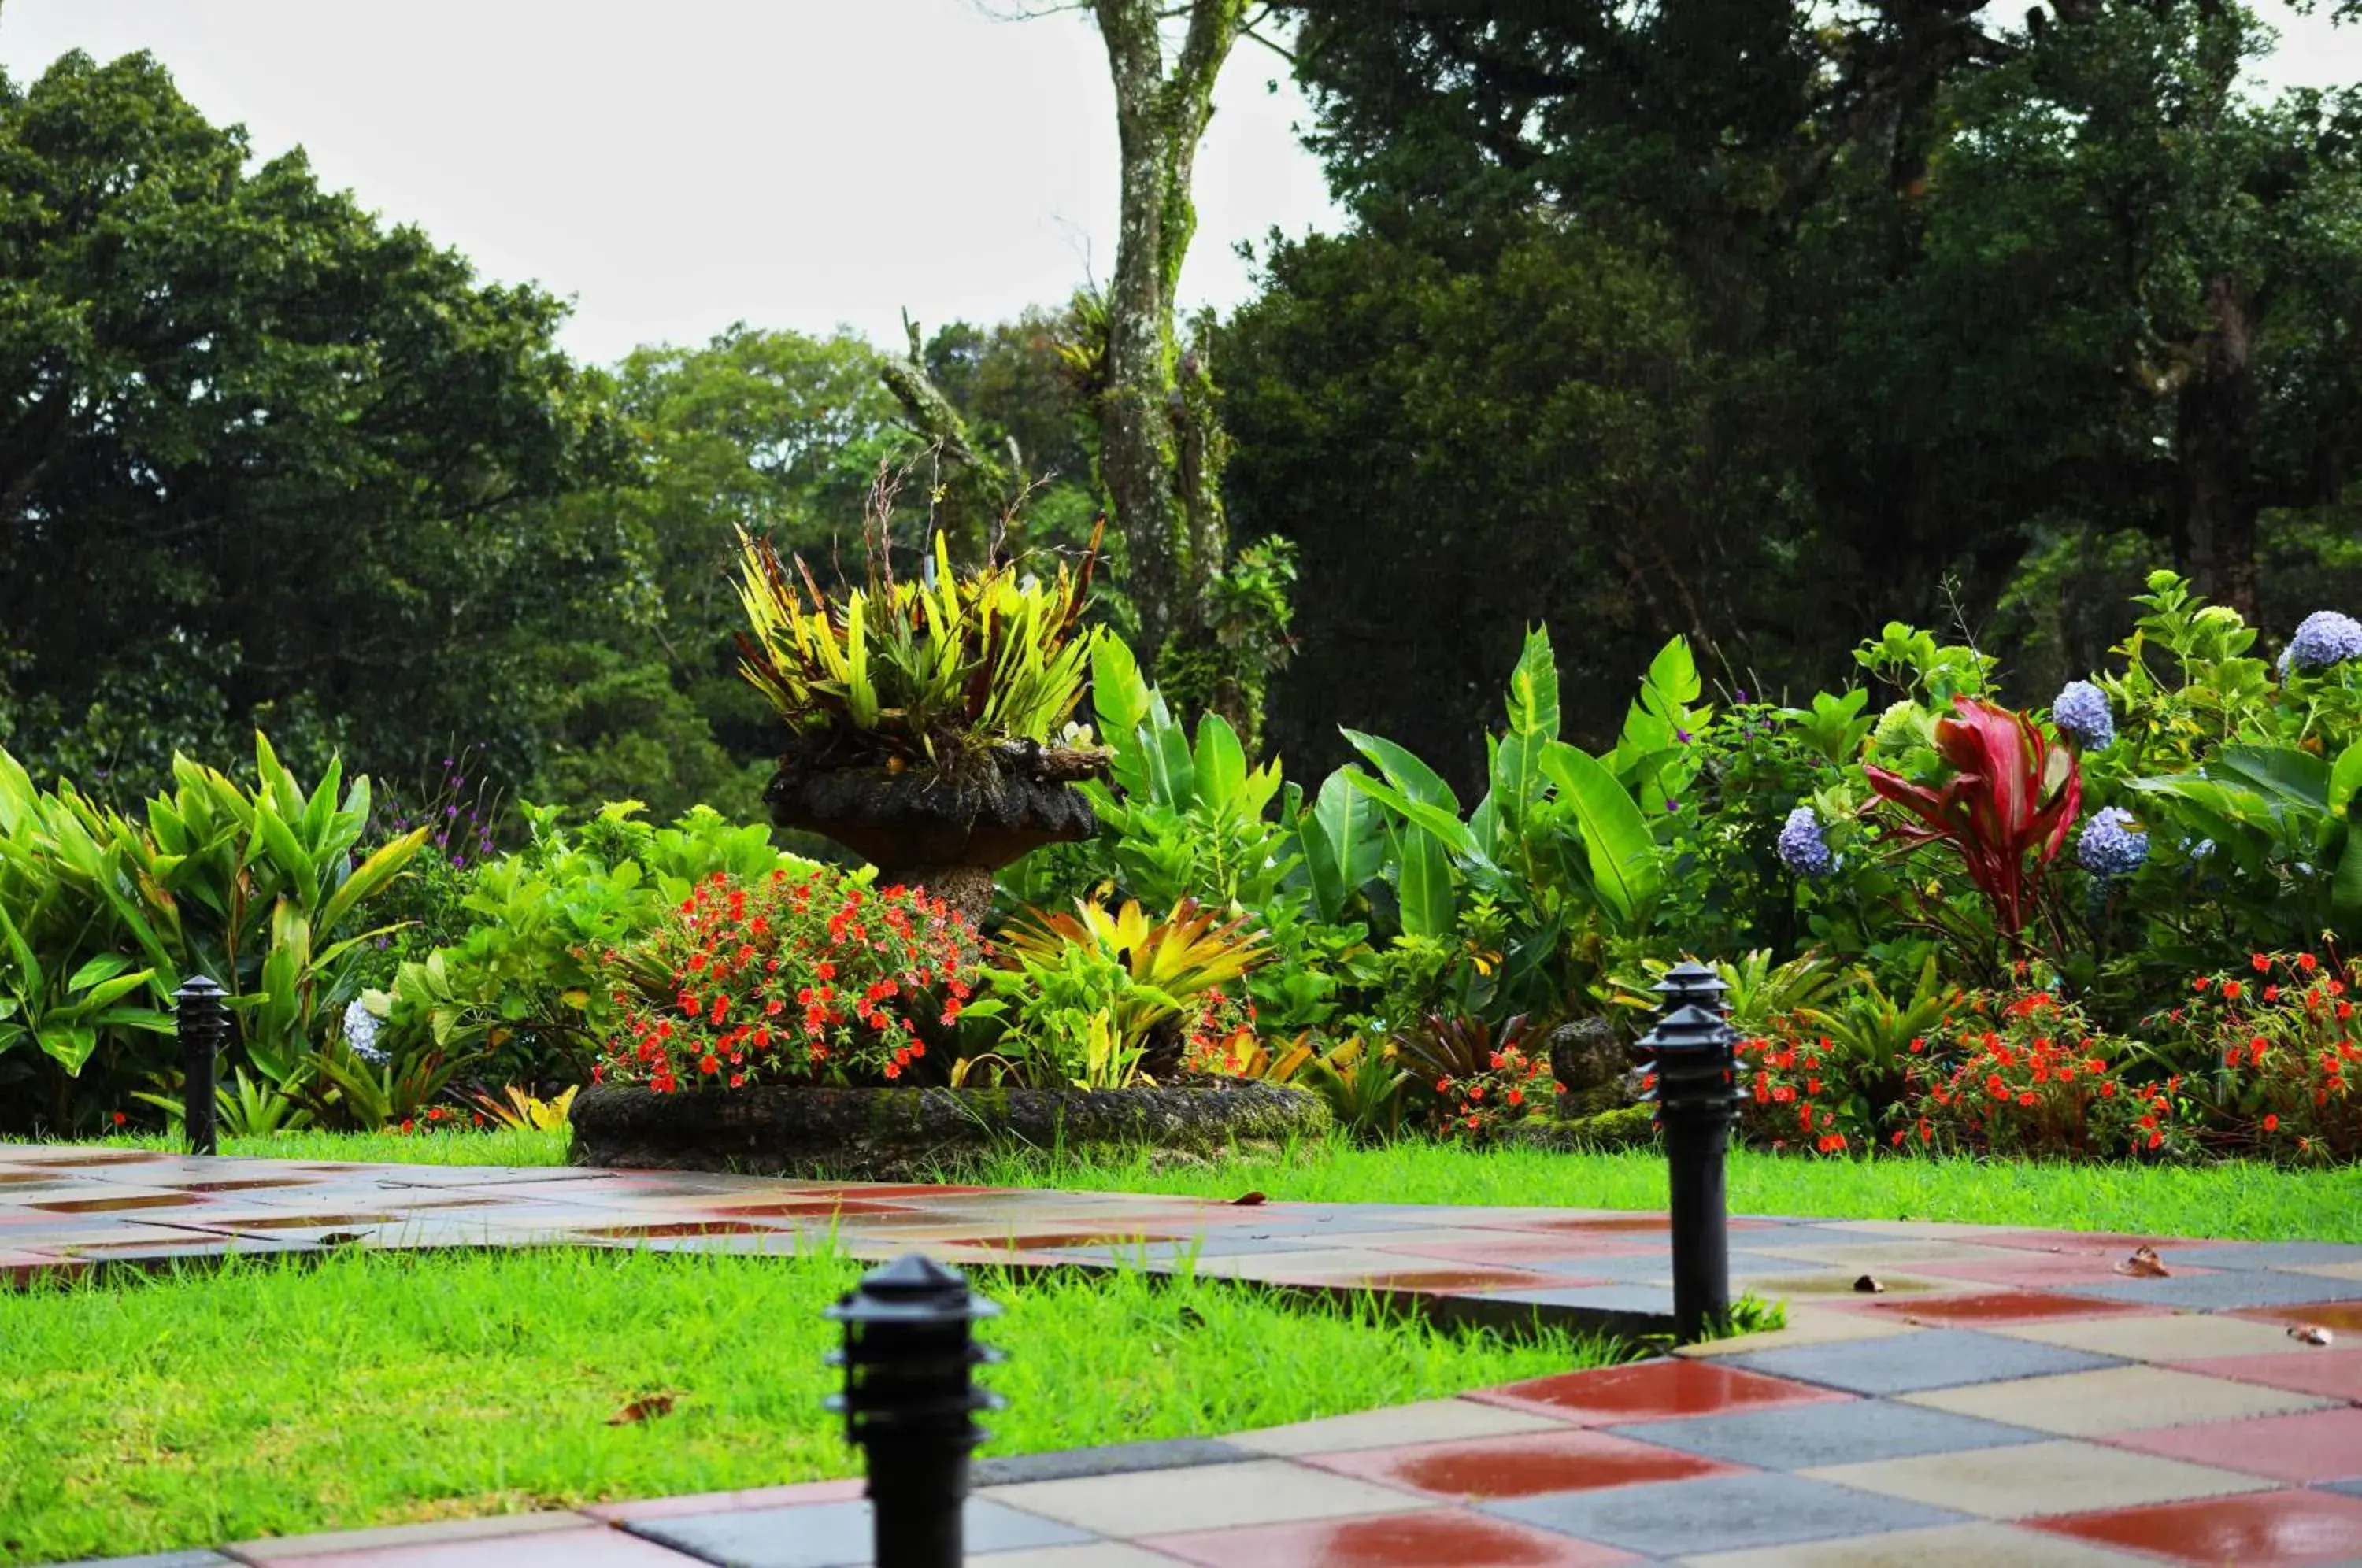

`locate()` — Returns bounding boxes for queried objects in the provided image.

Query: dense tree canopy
[1220,0,2362,787]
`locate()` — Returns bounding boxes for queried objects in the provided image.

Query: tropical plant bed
[0,1245,1614,1566]
[566,1080,1331,1180]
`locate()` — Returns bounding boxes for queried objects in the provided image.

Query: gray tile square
[1606,1399,2048,1470]
[2050,1270,2362,1310]
[1471,1282,1676,1315]
[2147,1242,2362,1271]
[1523,1250,1795,1284]
[973,1438,1251,1485]
[1724,1329,2120,1395]
[1482,1470,1968,1555]
[628,1497,1090,1567]
[2323,1479,2362,1500]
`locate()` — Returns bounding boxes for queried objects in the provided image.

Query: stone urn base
[766,741,1106,926]
[568,1082,1332,1182]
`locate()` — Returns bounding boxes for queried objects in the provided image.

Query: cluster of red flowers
[1734,1023,1853,1155]
[1912,988,2178,1158]
[2178,951,2360,1162]
[1433,1044,1559,1140]
[1179,985,1260,1075]
[595,868,979,1093]
[394,1105,484,1135]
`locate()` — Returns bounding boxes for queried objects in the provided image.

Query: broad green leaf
[36,1023,98,1075]
[1394,823,1457,940]
[2210,745,2331,811]
[2331,741,2362,819]
[1504,626,1560,743]
[1346,771,1481,862]
[1090,636,1150,741]
[1342,729,1459,812]
[1192,714,1247,813]
[253,804,318,893]
[65,954,133,992]
[1540,741,1662,926]
[1298,767,1385,923]
[0,904,43,1000]
[318,826,429,938]
[2337,827,2362,936]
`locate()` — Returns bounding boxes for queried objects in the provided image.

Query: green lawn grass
[39,1126,2362,1242]
[0,1246,1615,1565]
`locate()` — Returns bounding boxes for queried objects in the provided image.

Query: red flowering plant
[1908,986,2183,1158]
[1863,697,2082,940]
[594,867,979,1092]
[2160,951,2362,1163]
[1390,1014,1560,1141]
[1734,1015,1853,1155]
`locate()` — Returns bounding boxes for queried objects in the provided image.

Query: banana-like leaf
[1346,771,1483,864]
[1342,728,1460,812]
[318,826,429,939]
[1394,823,1457,940]
[1193,713,1247,813]
[1504,627,1560,743]
[1540,741,1662,926]
[2330,741,2362,819]
[1298,767,1384,923]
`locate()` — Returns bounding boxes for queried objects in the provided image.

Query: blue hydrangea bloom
[1777,806,1836,879]
[2051,680,2115,751]
[2282,610,2362,675]
[343,998,386,1064]
[2077,807,2149,878]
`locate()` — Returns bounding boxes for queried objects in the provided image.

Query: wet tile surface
[1302,1427,1734,1499]
[1143,1507,1637,1567]
[2031,1487,2362,1564]
[1723,1328,2123,1396]
[12,1144,2362,1568]
[1480,1470,1970,1557]
[1470,1359,1849,1425]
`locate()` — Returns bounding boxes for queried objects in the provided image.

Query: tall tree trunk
[2174,274,2261,620]
[1090,0,1246,682]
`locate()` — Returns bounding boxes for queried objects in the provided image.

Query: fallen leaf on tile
[1853,1274,1885,1293]
[1230,1191,1267,1207]
[2114,1246,2170,1278]
[2290,1323,2335,1346]
[315,1232,368,1246]
[606,1394,675,1426]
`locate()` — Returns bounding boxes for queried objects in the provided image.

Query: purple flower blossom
[1777,806,1836,879]
[2051,680,2115,751]
[2077,807,2149,878]
[2281,611,2362,675]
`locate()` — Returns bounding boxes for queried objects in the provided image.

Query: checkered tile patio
[12,1144,2362,1566]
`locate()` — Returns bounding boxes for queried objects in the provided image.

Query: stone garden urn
[766,737,1109,927]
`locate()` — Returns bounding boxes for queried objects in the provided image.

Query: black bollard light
[827,1252,1004,1568]
[1631,960,1746,1343]
[175,975,228,1156]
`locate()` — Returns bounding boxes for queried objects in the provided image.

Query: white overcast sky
[2,2,2356,369]
[0,0,1339,366]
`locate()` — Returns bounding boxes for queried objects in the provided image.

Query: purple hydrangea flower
[1777,805,1836,879]
[2051,680,2115,751]
[2281,611,2362,675]
[2077,807,2149,878]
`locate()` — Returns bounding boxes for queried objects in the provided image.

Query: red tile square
[1145,1507,1637,1566]
[2234,1300,2362,1336]
[2103,1407,2362,1484]
[1853,1290,2152,1326]
[1364,1237,1658,1267]
[2033,1488,2362,1564]
[2175,1349,2362,1402]
[1468,1358,1848,1425]
[1303,1429,1736,1499]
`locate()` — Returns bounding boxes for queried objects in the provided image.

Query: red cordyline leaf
[1862,696,2082,934]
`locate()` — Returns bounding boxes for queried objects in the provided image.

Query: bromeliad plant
[733,505,1105,768]
[972,897,1268,1088]
[1863,697,2082,940]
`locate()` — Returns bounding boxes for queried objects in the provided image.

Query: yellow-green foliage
[735,527,1102,760]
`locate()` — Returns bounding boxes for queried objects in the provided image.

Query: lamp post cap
[1653,960,1728,995]
[827,1251,1003,1325]
[176,975,226,1000]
